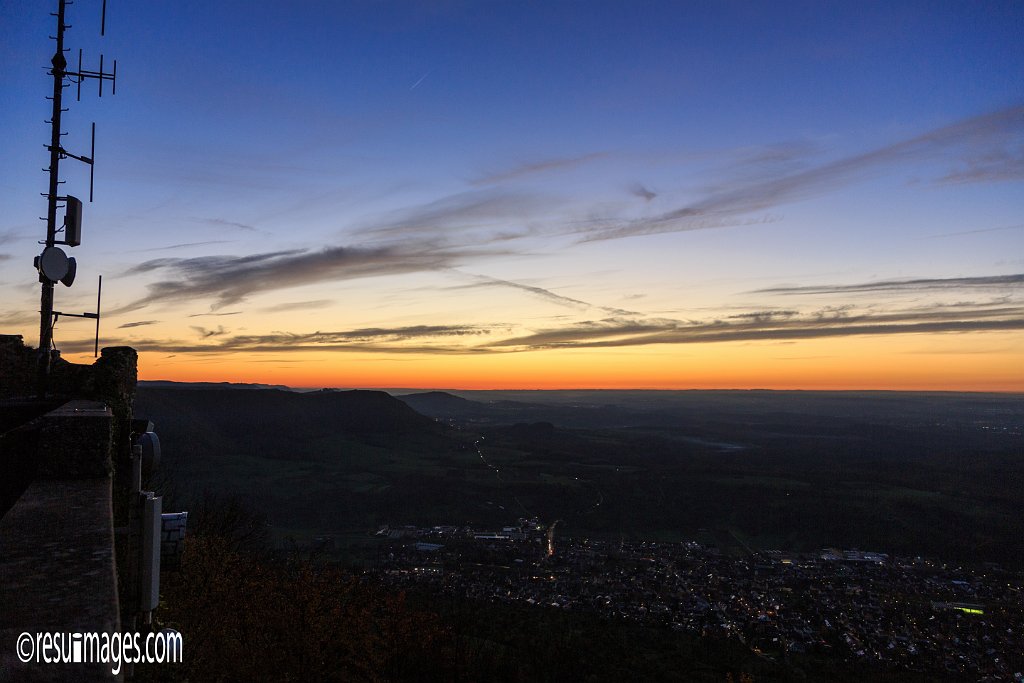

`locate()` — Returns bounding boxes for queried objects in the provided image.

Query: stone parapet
[36,401,113,480]
[0,478,120,681]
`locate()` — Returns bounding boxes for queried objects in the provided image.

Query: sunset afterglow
[2,2,1022,390]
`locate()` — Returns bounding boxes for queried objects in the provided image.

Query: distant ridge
[139,380,295,391]
[134,387,441,458]
[396,390,475,411]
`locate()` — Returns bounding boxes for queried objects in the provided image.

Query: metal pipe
[37,0,67,398]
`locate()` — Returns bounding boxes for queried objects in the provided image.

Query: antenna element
[35,0,118,396]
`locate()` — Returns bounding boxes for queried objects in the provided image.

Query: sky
[1,0,1023,390]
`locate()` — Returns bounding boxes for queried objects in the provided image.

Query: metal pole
[37,0,67,397]
[94,275,102,357]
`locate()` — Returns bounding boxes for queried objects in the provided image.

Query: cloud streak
[576,106,1024,242]
[63,299,1023,357]
[132,240,233,253]
[57,324,494,355]
[929,223,1024,239]
[337,107,1022,255]
[259,299,335,313]
[0,310,38,327]
[938,146,1024,184]
[0,230,26,247]
[472,152,606,185]
[104,107,1023,318]
[447,270,641,316]
[190,325,229,338]
[487,304,1024,350]
[191,217,260,233]
[450,272,591,310]
[118,242,500,312]
[356,189,558,244]
[753,273,1024,296]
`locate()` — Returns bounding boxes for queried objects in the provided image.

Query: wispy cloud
[576,106,1024,242]
[487,304,1024,350]
[118,242,498,312]
[0,310,37,326]
[105,107,1024,319]
[356,189,558,244]
[753,273,1024,296]
[732,140,822,169]
[938,146,1024,184]
[118,320,160,329]
[472,152,606,185]
[58,298,1023,357]
[132,240,233,253]
[56,324,494,355]
[335,108,1022,255]
[446,270,641,316]
[727,310,799,322]
[929,223,1024,239]
[190,325,229,338]
[575,212,783,243]
[629,184,657,201]
[409,70,431,90]
[260,299,334,313]
[450,272,591,310]
[191,217,260,233]
[0,230,26,247]
[228,325,491,345]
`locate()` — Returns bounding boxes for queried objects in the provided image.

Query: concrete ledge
[37,402,112,480]
[0,479,120,681]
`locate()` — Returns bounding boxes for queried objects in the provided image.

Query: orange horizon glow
[59,331,1020,393]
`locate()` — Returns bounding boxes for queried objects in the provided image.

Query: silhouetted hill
[135,387,1024,567]
[133,387,487,535]
[137,387,437,437]
[395,391,483,417]
[139,380,294,391]
[394,391,566,424]
[134,387,442,465]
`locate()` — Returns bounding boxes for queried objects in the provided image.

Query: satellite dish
[60,257,77,287]
[38,246,69,283]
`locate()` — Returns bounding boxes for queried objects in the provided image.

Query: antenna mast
[36,0,116,397]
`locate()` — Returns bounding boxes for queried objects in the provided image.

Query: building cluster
[370,523,1024,681]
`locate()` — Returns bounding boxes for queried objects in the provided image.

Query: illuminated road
[474,438,532,515]
[473,439,604,519]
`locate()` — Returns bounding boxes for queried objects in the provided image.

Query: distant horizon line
[136,379,1023,395]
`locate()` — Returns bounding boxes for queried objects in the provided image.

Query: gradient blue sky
[2,1,1023,389]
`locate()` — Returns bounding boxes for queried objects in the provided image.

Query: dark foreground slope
[402,389,1024,566]
[132,387,1013,683]
[138,386,1024,566]
[134,387,487,537]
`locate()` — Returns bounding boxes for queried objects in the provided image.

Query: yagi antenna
[35,0,119,396]
[51,121,96,202]
[95,273,102,356]
[89,122,95,201]
[49,275,103,358]
[75,48,116,102]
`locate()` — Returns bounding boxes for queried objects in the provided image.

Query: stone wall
[0,336,36,398]
[0,335,137,420]
[0,404,121,682]
[1,335,137,513]
[0,336,137,682]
